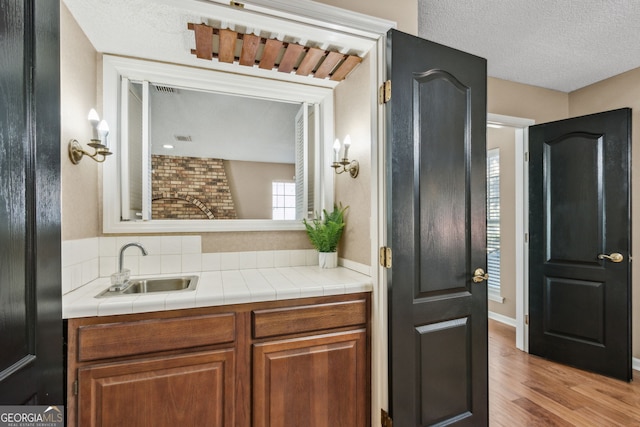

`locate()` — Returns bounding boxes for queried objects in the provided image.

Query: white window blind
[487,149,501,295]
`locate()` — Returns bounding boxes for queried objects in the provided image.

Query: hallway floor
[489,319,640,426]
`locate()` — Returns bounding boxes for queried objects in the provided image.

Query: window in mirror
[272,181,296,220]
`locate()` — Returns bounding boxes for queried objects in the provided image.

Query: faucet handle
[109,268,131,291]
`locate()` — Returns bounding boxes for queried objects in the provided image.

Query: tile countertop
[62,266,373,319]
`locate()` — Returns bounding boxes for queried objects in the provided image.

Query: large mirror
[102,55,335,233]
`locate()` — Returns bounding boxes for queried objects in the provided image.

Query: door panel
[417,319,470,425]
[529,108,631,381]
[0,0,62,403]
[546,133,602,263]
[417,72,469,295]
[387,29,487,426]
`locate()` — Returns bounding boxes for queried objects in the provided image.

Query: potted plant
[303,204,348,268]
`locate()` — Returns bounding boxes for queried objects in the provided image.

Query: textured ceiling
[418,0,640,92]
[64,0,640,93]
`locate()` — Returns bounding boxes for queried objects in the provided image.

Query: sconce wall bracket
[68,139,113,164]
[332,159,359,178]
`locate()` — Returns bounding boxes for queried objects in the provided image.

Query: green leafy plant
[302,204,348,253]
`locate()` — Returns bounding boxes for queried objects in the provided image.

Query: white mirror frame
[102,55,335,233]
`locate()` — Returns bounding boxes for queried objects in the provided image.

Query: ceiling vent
[188,23,362,82]
[174,135,192,142]
[154,85,177,94]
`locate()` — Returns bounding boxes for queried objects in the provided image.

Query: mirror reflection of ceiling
[149,85,299,164]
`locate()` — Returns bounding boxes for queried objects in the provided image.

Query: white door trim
[487,113,535,351]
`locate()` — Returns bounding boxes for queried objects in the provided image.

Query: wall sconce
[331,135,359,178]
[68,109,113,164]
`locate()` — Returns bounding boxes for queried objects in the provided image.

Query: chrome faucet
[119,242,148,273]
[109,242,148,291]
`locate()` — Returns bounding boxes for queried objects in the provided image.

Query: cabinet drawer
[252,299,367,339]
[77,313,235,361]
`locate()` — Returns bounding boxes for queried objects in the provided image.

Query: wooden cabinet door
[78,349,235,427]
[253,330,368,427]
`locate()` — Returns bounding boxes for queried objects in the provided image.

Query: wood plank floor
[489,319,640,426]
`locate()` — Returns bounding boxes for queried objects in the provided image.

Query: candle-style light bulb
[88,109,100,140]
[342,135,351,160]
[97,120,110,148]
[333,138,341,163]
[87,108,100,123]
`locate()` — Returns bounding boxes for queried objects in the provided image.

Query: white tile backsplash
[138,236,162,255]
[81,258,99,286]
[274,250,290,267]
[139,255,162,275]
[161,236,183,255]
[99,237,116,257]
[160,255,182,274]
[201,253,221,271]
[99,256,116,278]
[62,237,100,293]
[256,251,275,268]
[290,250,307,267]
[62,236,317,295]
[238,251,257,269]
[220,252,240,270]
[116,236,140,251]
[182,254,202,272]
[181,236,201,254]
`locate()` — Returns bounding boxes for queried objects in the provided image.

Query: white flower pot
[318,251,338,269]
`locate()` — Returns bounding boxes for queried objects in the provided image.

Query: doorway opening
[486,113,535,351]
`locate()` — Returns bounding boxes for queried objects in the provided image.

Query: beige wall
[60,3,100,240]
[334,53,373,266]
[487,127,517,319]
[568,67,640,361]
[225,160,295,219]
[488,77,569,124]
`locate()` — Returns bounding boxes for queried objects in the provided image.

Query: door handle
[598,252,624,263]
[472,268,489,283]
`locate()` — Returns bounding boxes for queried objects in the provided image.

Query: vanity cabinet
[252,299,369,427]
[66,293,370,427]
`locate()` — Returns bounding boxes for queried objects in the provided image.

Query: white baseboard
[633,357,640,372]
[488,311,517,327]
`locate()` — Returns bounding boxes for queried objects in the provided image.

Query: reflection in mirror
[102,56,334,233]
[122,82,316,222]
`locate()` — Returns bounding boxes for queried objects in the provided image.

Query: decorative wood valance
[188,22,362,82]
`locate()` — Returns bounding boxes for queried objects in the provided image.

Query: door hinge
[379,80,391,104]
[230,1,245,8]
[524,232,529,243]
[73,379,78,396]
[381,409,393,427]
[379,246,392,268]
[524,152,529,162]
[525,314,529,325]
